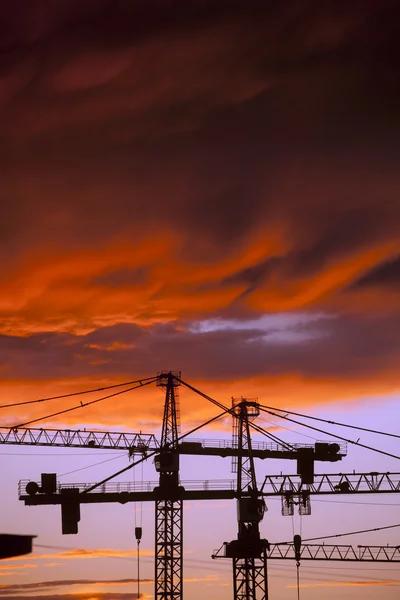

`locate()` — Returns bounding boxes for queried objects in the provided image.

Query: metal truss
[232,398,259,492]
[0,426,157,451]
[155,499,183,600]
[0,426,347,459]
[261,472,400,495]
[157,371,181,448]
[155,372,183,600]
[234,551,268,600]
[267,543,400,562]
[19,470,400,503]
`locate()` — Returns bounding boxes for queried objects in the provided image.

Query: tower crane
[2,372,400,600]
[211,397,400,598]
[212,398,270,600]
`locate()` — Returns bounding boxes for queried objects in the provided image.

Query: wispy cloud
[58,548,154,560]
[0,565,36,571]
[0,573,220,596]
[0,578,151,595]
[0,594,150,600]
[3,548,153,563]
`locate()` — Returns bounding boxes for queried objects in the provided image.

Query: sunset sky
[1,1,400,598]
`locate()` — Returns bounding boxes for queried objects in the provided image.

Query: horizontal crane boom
[0,427,157,451]
[19,470,400,506]
[0,427,346,461]
[261,472,400,495]
[266,543,400,562]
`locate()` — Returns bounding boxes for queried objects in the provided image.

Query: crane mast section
[267,544,400,562]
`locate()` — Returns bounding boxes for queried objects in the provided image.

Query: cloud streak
[3,548,153,563]
[0,577,151,595]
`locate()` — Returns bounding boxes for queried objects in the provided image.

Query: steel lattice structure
[155,499,183,600]
[267,543,400,562]
[0,426,158,451]
[215,399,270,600]
[155,371,183,600]
[233,551,268,600]
[261,472,400,495]
[1,425,347,460]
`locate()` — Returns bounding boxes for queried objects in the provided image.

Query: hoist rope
[296,562,300,600]
[140,459,143,528]
[137,538,141,599]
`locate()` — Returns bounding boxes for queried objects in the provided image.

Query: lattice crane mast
[213,398,270,600]
[153,371,182,600]
[211,397,400,600]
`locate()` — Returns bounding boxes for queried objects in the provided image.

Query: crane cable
[11,377,158,429]
[296,562,300,600]
[137,537,140,599]
[275,521,400,545]
[0,377,157,410]
[81,407,231,494]
[259,403,400,440]
[258,405,400,461]
[133,460,143,599]
[293,535,302,600]
[176,376,295,451]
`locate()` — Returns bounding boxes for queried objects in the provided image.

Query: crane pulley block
[293,534,302,563]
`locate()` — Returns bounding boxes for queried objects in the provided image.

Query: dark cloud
[222,259,277,289]
[0,1,399,405]
[1,313,399,383]
[350,255,400,289]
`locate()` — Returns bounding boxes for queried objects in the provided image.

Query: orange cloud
[0,564,36,571]
[2,367,400,433]
[2,548,153,563]
[0,226,288,337]
[58,548,154,560]
[1,227,398,339]
[249,242,400,312]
